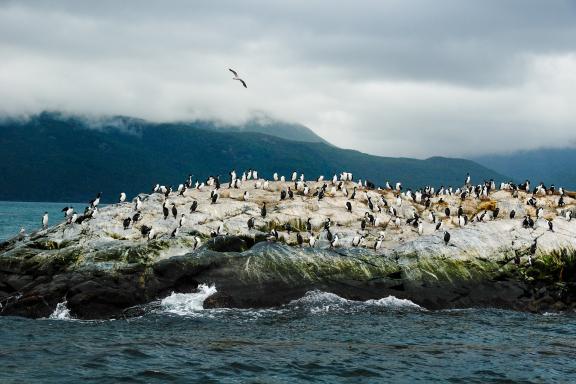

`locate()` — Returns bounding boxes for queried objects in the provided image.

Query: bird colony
[28,169,576,265]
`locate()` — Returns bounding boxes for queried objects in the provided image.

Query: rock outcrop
[1,179,575,319]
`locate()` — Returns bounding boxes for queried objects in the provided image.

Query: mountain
[472,148,576,190]
[200,114,330,144]
[0,112,505,203]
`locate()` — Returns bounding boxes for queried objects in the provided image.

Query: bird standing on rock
[309,234,316,248]
[42,212,48,229]
[90,192,102,208]
[261,203,267,218]
[297,232,304,246]
[134,196,142,211]
[162,202,169,220]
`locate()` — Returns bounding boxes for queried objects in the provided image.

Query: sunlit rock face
[1,176,575,319]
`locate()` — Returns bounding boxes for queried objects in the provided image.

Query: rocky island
[1,172,575,319]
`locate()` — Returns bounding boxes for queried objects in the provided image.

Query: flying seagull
[228,68,247,88]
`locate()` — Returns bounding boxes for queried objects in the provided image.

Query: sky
[1,0,576,158]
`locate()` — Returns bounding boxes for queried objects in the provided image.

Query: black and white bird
[67,213,77,225]
[269,228,279,241]
[211,192,219,204]
[134,196,142,211]
[228,68,247,88]
[179,213,186,228]
[330,234,339,248]
[261,203,267,218]
[309,234,316,247]
[247,217,255,230]
[190,200,198,213]
[171,227,179,238]
[243,191,249,201]
[140,225,152,238]
[374,235,384,250]
[296,232,304,246]
[492,207,500,220]
[306,218,312,233]
[42,212,49,229]
[90,192,102,208]
[171,203,178,219]
[509,210,516,219]
[163,202,169,220]
[346,201,352,212]
[62,206,74,218]
[193,236,202,250]
[123,217,131,230]
[547,219,554,232]
[352,234,365,247]
[119,192,126,203]
[132,212,142,223]
[443,231,451,245]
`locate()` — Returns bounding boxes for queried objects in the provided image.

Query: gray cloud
[1,0,576,158]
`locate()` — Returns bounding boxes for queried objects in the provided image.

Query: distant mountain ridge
[201,114,330,144]
[0,112,506,202]
[472,147,576,190]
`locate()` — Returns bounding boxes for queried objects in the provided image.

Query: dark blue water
[1,202,576,383]
[0,201,82,241]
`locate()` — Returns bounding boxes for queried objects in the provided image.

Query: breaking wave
[160,284,217,315]
[286,290,423,314]
[49,300,73,320]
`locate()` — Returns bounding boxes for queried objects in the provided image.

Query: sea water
[1,201,575,383]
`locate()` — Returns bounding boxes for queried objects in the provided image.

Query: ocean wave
[49,300,73,320]
[287,290,423,314]
[160,284,217,315]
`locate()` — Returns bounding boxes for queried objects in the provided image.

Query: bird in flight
[228,68,247,88]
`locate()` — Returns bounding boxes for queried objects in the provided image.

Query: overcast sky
[1,0,576,158]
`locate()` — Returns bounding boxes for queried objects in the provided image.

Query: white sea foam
[49,300,73,320]
[160,284,217,315]
[365,296,423,310]
[288,290,423,314]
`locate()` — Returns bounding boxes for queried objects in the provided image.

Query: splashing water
[287,290,423,314]
[49,301,72,320]
[160,284,217,315]
[365,295,423,310]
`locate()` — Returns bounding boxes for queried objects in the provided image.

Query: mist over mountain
[0,112,505,203]
[472,148,576,190]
